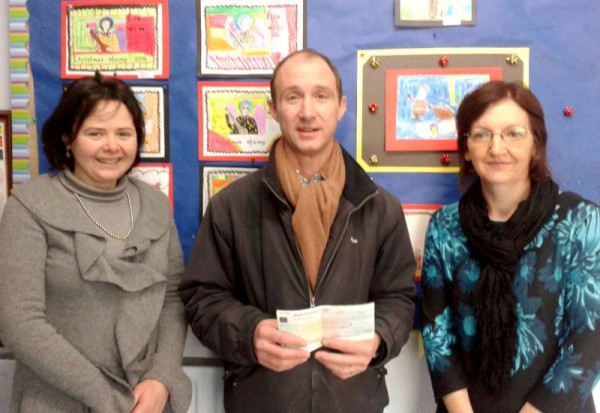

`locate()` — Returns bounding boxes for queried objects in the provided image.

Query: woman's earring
[66,145,71,158]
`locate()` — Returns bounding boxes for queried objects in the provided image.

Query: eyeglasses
[466,126,530,144]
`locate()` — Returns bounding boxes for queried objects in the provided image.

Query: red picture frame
[402,203,443,282]
[385,67,502,152]
[129,163,173,209]
[61,0,170,79]
[198,81,280,162]
[0,110,12,211]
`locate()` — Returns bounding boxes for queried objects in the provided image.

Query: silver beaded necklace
[73,192,134,241]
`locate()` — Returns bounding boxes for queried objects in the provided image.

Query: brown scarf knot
[275,139,346,292]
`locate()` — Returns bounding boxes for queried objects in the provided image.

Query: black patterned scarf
[459,178,559,392]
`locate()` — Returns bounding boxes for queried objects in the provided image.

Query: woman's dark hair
[456,81,552,190]
[42,72,145,172]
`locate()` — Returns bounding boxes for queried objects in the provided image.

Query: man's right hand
[253,319,310,372]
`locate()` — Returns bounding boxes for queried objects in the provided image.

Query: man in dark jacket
[179,49,416,413]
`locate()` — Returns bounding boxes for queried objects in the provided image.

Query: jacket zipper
[264,179,315,305]
[309,189,378,409]
[313,190,379,297]
[264,178,379,305]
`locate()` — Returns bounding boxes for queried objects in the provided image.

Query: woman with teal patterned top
[420,81,599,413]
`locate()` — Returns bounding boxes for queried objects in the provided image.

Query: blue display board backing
[27,0,600,260]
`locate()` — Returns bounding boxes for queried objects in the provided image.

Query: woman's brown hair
[456,81,552,190]
[42,72,145,172]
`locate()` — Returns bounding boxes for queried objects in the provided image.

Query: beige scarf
[275,139,346,292]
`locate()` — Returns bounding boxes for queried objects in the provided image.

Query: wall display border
[9,0,36,184]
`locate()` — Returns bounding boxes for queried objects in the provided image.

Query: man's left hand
[314,334,381,380]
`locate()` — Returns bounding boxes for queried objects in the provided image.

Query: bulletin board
[356,47,528,173]
[25,0,600,261]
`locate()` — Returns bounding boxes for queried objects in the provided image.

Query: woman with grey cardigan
[0,74,191,412]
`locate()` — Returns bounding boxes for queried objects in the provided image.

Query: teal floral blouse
[420,192,600,413]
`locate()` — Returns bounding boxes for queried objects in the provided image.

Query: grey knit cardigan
[0,174,191,413]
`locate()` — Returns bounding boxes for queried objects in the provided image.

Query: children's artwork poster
[0,112,12,218]
[385,68,501,152]
[395,0,476,27]
[61,0,169,79]
[404,203,442,329]
[197,0,305,76]
[131,85,169,161]
[356,47,529,173]
[201,166,257,215]
[403,204,442,282]
[198,82,281,161]
[129,163,173,208]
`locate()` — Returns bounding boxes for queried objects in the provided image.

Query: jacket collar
[263,139,377,207]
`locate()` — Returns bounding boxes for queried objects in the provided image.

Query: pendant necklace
[73,191,134,241]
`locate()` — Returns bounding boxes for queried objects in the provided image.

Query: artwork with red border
[385,67,502,152]
[402,203,443,282]
[129,163,173,209]
[61,0,169,79]
[198,81,280,162]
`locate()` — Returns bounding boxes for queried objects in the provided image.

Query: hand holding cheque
[252,303,379,379]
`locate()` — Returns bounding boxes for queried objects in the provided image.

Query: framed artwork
[385,67,501,152]
[403,204,442,282]
[201,166,257,215]
[0,111,12,217]
[129,163,173,208]
[357,47,529,173]
[61,0,170,79]
[198,81,280,161]
[395,0,476,27]
[404,203,442,330]
[197,0,306,76]
[131,84,169,161]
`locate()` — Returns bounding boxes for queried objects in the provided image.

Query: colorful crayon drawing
[207,7,270,54]
[403,204,442,329]
[132,85,167,160]
[198,82,281,161]
[226,100,260,135]
[199,0,304,75]
[403,205,441,282]
[129,163,173,207]
[89,16,122,52]
[399,0,473,23]
[202,167,257,215]
[62,1,169,78]
[395,74,488,141]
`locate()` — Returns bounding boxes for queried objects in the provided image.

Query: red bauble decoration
[563,106,574,117]
[439,56,449,67]
[440,153,451,166]
[368,101,379,113]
